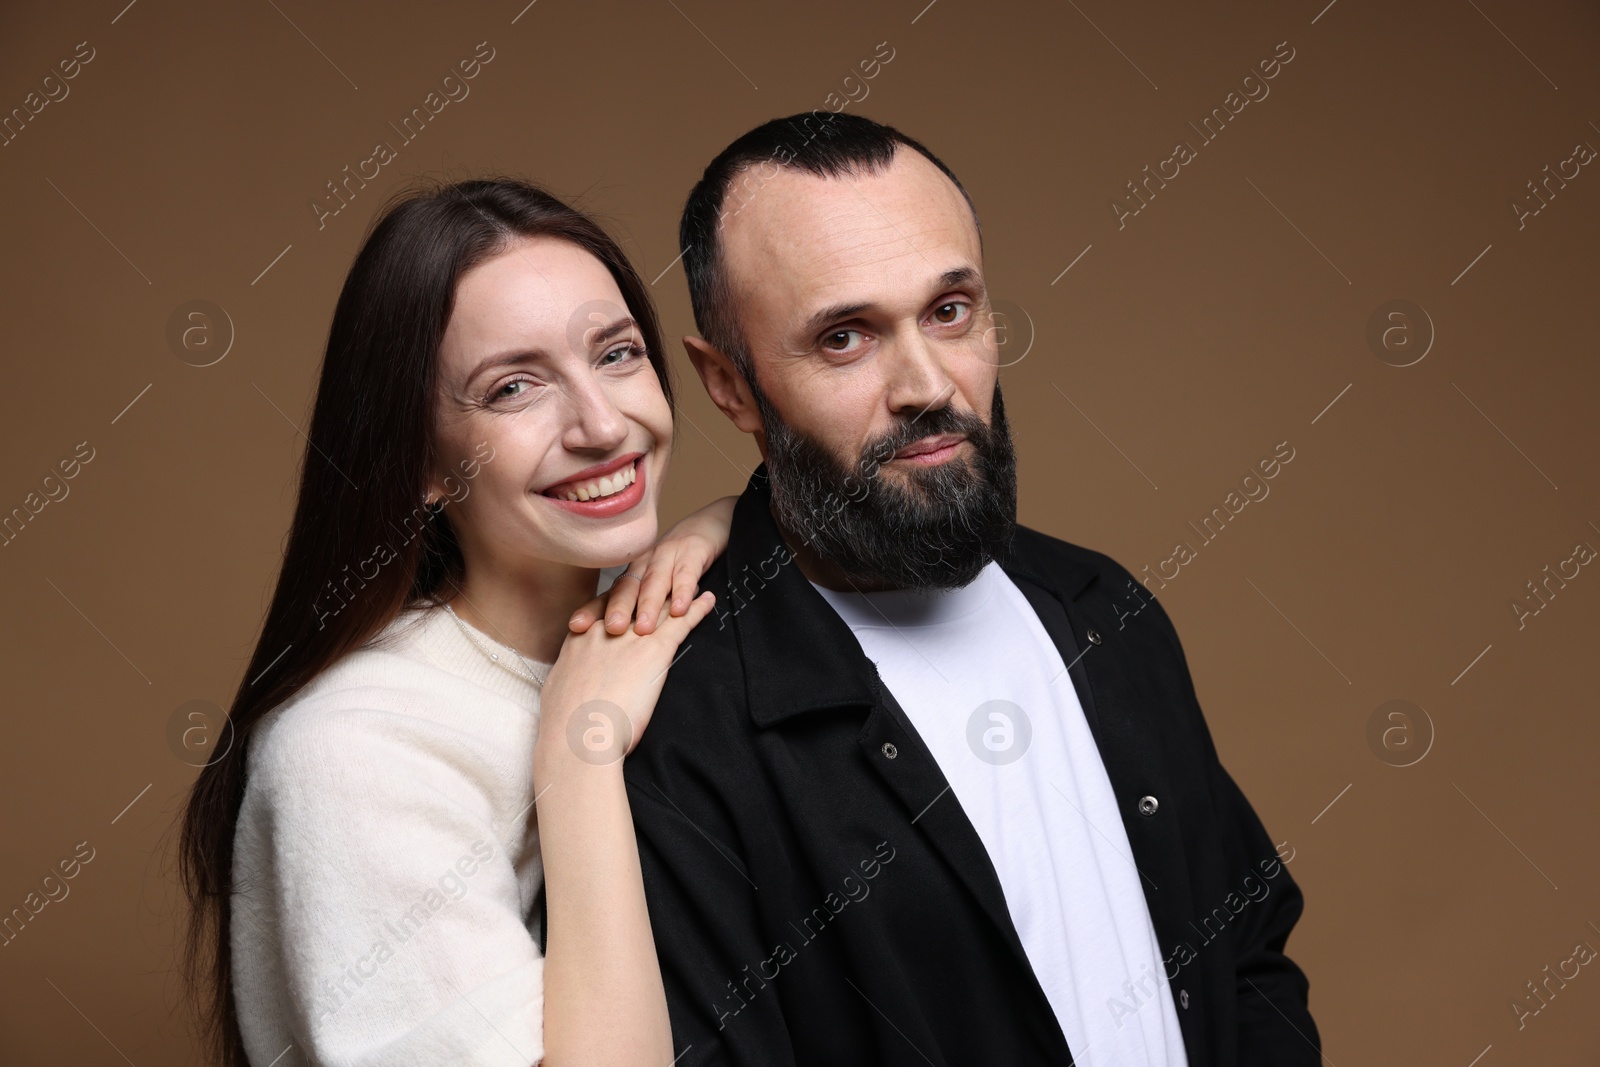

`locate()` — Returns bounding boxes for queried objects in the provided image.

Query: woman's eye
[931,302,969,326]
[600,343,644,366]
[822,329,865,353]
[490,379,533,403]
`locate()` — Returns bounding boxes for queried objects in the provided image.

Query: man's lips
[892,433,968,465]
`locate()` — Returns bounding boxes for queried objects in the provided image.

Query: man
[622,113,1319,1065]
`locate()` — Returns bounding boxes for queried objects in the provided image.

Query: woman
[179,177,737,1066]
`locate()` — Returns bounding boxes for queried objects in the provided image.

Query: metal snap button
[1137,795,1159,816]
[1086,628,1103,646]
[881,742,898,759]
[1179,989,1190,1009]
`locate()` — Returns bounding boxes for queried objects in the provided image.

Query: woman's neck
[447,561,600,664]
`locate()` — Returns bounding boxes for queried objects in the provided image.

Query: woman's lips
[539,456,646,518]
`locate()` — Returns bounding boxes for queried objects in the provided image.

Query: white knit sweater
[231,569,622,1067]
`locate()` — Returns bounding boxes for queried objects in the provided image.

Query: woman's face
[427,235,673,578]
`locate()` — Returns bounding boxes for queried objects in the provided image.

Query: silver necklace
[443,603,552,686]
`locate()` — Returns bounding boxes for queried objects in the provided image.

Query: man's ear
[683,335,763,435]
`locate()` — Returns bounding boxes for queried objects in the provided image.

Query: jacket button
[881,742,898,759]
[1179,989,1190,1009]
[1137,795,1159,816]
[1086,628,1103,645]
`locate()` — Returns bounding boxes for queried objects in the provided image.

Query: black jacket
[617,464,1320,1066]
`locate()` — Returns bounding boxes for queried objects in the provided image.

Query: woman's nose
[560,379,630,452]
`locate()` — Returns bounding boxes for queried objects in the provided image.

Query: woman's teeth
[554,462,636,502]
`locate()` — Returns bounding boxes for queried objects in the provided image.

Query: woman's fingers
[599,570,645,634]
[668,555,705,619]
[567,592,609,633]
[684,588,716,626]
[640,554,704,633]
[652,590,716,641]
[631,557,679,636]
[571,577,714,645]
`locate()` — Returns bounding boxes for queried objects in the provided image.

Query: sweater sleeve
[232,699,545,1067]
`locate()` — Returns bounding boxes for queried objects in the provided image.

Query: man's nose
[885,329,958,419]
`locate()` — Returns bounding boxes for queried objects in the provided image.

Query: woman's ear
[418,471,447,508]
[683,335,763,435]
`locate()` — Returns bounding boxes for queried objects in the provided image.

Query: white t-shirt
[811,561,1189,1066]
[231,566,624,1067]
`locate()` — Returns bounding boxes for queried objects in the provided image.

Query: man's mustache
[854,404,992,471]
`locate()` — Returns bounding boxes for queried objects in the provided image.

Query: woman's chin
[558,526,659,572]
[475,502,659,573]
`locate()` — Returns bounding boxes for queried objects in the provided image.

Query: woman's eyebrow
[465,348,549,390]
[461,315,638,390]
[584,315,638,345]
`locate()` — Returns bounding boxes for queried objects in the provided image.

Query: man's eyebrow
[797,267,983,338]
[937,266,981,291]
[799,301,872,339]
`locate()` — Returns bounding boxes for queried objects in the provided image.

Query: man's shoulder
[633,550,752,738]
[1007,523,1142,593]
[1004,524,1188,660]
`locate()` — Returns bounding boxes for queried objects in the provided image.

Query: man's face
[718,148,1016,590]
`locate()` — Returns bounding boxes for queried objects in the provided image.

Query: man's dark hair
[679,112,980,380]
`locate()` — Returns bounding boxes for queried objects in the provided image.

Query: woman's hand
[533,594,717,1067]
[567,495,736,637]
[538,589,717,767]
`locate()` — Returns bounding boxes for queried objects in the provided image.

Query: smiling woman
[178,178,736,1067]
[423,230,679,629]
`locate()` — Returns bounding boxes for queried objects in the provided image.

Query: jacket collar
[726,463,1100,729]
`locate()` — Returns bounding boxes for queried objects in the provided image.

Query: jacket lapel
[856,672,1080,1061]
[1004,535,1211,1067]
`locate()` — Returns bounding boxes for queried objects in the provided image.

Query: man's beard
[753,381,1018,591]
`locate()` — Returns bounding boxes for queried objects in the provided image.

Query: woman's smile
[537,452,648,518]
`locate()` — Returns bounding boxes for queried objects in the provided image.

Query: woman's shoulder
[266,604,453,710]
[246,604,536,787]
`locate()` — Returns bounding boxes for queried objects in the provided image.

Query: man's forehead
[719,152,979,317]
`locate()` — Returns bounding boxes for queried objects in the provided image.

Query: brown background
[2,0,1597,1062]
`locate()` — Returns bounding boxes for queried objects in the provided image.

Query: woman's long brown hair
[178,177,672,1065]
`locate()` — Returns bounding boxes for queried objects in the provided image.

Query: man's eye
[823,330,864,352]
[932,302,968,325]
